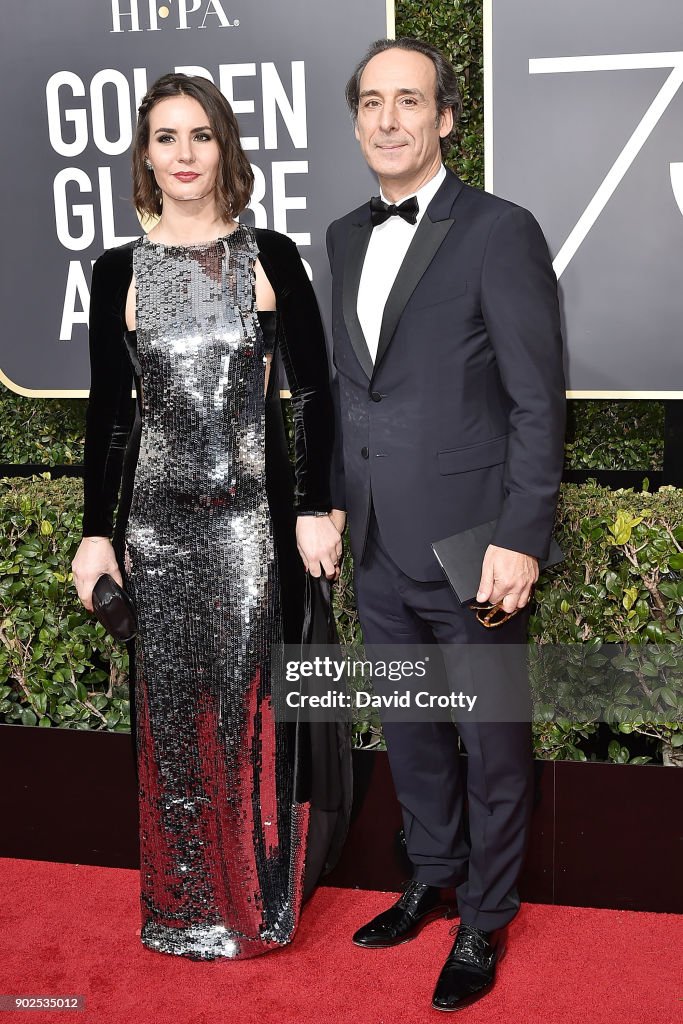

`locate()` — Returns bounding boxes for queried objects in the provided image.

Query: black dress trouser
[353,509,534,930]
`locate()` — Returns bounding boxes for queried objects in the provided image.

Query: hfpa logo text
[111,0,239,33]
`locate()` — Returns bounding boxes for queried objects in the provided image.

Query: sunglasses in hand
[467,599,525,628]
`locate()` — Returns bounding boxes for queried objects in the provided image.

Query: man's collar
[379,163,447,208]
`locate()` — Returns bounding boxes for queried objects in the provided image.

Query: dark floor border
[1,725,680,913]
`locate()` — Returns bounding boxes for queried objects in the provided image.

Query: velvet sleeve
[255,229,334,514]
[325,222,347,511]
[81,247,135,538]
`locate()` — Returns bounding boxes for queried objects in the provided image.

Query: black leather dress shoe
[352,880,457,949]
[431,923,507,1011]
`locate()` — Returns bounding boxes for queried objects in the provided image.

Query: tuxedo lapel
[371,171,463,379]
[342,217,374,380]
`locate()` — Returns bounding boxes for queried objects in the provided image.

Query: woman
[71,73,347,960]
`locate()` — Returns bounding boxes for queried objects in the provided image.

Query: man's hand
[296,515,344,580]
[476,544,539,613]
[71,536,122,613]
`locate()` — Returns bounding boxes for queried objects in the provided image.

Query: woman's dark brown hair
[132,73,254,220]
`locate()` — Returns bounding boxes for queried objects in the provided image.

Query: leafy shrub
[2,475,681,766]
[532,482,683,765]
[564,401,664,470]
[0,384,85,465]
[397,0,484,187]
[0,475,128,730]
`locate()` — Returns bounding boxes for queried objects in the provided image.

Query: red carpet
[1,857,681,1024]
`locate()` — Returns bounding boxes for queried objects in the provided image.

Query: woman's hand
[296,515,344,580]
[71,536,122,612]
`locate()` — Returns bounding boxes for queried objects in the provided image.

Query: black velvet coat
[83,228,334,551]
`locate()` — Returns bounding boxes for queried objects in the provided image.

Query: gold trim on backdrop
[566,391,682,399]
[386,0,396,39]
[483,0,493,193]
[0,367,88,399]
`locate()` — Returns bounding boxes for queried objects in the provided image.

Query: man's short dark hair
[345,37,463,157]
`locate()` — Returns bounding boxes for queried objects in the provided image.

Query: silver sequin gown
[122,226,308,959]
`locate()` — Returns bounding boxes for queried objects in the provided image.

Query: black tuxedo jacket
[327,169,566,582]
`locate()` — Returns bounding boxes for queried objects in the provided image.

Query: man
[326,38,566,1012]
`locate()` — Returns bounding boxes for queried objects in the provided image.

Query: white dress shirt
[357,164,447,363]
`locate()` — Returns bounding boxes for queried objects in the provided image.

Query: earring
[145,159,153,170]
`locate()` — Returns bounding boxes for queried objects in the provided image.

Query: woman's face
[145,94,221,206]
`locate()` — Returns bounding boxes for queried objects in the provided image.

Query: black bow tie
[369,195,419,227]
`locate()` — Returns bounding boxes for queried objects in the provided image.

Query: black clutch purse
[91,573,138,642]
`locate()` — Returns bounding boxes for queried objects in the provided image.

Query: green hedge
[0,476,128,731]
[0,390,85,465]
[0,384,664,473]
[397,0,484,187]
[564,401,664,471]
[531,482,683,765]
[2,475,681,765]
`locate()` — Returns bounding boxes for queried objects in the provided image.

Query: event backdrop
[486,0,683,397]
[0,0,393,396]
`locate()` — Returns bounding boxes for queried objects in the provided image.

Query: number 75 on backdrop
[484,0,683,398]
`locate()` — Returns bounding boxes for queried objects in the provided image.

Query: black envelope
[432,520,564,604]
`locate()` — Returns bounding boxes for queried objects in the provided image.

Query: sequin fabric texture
[123,225,308,960]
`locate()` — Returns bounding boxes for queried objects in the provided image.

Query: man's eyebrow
[359,88,426,99]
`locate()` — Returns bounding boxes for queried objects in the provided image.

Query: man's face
[354,48,453,196]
